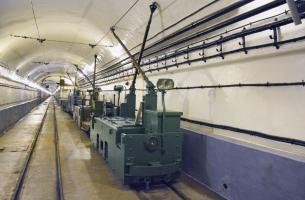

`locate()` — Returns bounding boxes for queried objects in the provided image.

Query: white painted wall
[96,1,305,142]
[99,43,305,142]
[0,77,38,106]
[1,0,303,143]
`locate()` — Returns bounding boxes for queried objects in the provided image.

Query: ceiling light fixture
[0,65,51,95]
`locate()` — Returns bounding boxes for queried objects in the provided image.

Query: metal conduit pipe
[96,0,220,73]
[141,0,287,57]
[97,0,220,71]
[79,81,305,91]
[79,12,279,87]
[78,0,286,86]
[180,117,305,147]
[81,0,289,87]
[118,13,304,68]
[128,0,255,58]
[79,0,287,85]
[108,0,286,75]
[81,34,305,87]
[78,0,254,83]
[79,12,305,87]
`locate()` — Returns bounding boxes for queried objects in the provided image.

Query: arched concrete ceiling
[40,74,73,85]
[0,0,220,84]
[28,62,75,81]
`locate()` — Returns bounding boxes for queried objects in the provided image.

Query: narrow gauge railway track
[53,100,65,200]
[165,182,191,200]
[135,182,191,200]
[10,99,64,200]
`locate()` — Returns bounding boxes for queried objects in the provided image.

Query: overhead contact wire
[79,1,282,83]
[29,0,41,39]
[78,11,303,86]
[81,0,220,82]
[53,102,64,200]
[94,0,141,46]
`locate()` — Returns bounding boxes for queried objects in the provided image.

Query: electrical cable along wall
[78,0,305,144]
[78,0,305,87]
[78,0,254,83]
[91,78,305,147]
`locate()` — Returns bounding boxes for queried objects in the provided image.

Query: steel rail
[10,99,65,200]
[10,101,50,200]
[135,183,189,200]
[53,100,65,200]
[165,183,191,200]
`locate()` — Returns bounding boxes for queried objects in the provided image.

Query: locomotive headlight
[144,136,159,152]
[157,79,174,91]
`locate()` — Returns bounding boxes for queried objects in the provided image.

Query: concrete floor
[0,100,50,200]
[19,103,57,200]
[56,104,138,200]
[0,99,222,200]
[56,104,223,200]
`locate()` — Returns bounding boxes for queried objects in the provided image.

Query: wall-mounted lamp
[287,0,303,25]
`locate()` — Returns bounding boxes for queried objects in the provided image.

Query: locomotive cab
[90,78,183,188]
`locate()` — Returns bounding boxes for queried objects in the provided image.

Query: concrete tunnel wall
[181,128,305,200]
[96,43,305,198]
[0,98,44,133]
[0,77,38,106]
[0,77,45,133]
[1,0,305,199]
[94,2,305,198]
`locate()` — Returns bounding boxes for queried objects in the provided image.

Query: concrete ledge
[0,98,45,133]
[182,128,305,200]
